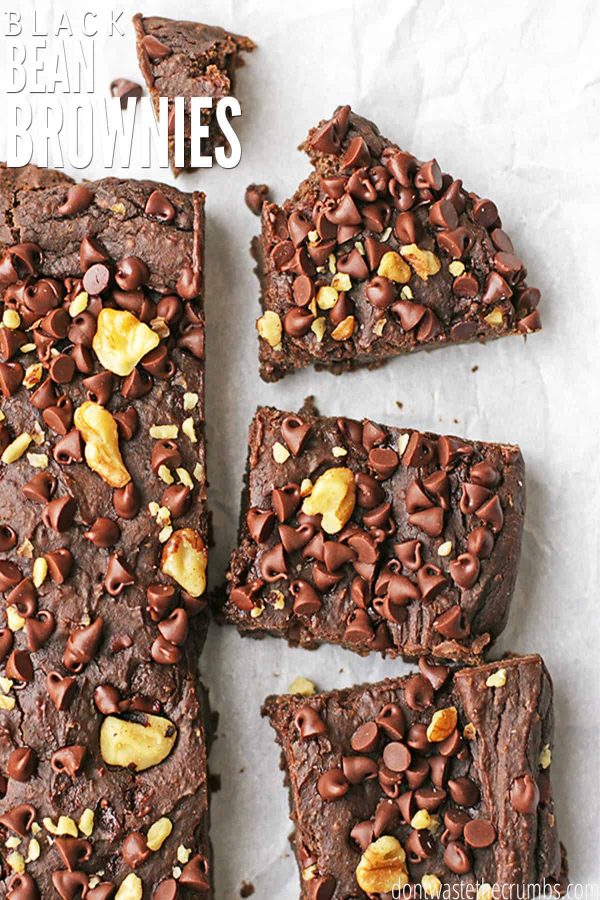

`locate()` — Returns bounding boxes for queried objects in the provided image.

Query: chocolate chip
[57,185,93,217]
[375,703,405,740]
[179,855,210,892]
[110,78,143,108]
[510,773,540,814]
[463,817,496,848]
[121,831,150,869]
[404,674,434,711]
[294,705,327,739]
[449,552,480,589]
[63,618,103,673]
[443,840,472,874]
[44,548,74,584]
[290,579,321,616]
[113,483,140,519]
[245,183,270,216]
[43,495,77,532]
[46,672,77,711]
[448,776,480,807]
[82,262,111,296]
[7,748,37,782]
[317,767,349,801]
[51,744,86,777]
[145,189,176,223]
[434,605,470,639]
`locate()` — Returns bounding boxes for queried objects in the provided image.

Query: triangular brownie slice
[134,14,255,176]
[254,106,541,381]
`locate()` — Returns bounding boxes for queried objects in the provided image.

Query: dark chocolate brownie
[253,105,542,381]
[263,655,567,896]
[0,164,210,897]
[133,14,255,177]
[223,403,525,663]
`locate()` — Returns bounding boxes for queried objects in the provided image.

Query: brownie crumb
[240,882,255,897]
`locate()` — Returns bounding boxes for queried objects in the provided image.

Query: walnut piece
[74,401,131,488]
[355,835,409,894]
[161,528,207,598]
[301,467,356,534]
[100,713,177,771]
[93,308,160,376]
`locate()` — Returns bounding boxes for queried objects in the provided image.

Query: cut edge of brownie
[262,654,567,895]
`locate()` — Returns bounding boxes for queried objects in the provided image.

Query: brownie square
[253,105,541,381]
[223,403,525,663]
[263,655,567,896]
[0,165,211,896]
[134,14,255,176]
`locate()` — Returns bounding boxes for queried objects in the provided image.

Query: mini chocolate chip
[443,840,472,874]
[448,776,480,808]
[141,33,172,60]
[145,189,176,223]
[350,721,379,753]
[63,618,103,673]
[110,78,143,108]
[7,748,37,782]
[464,817,496,849]
[510,773,540,814]
[317,767,349,801]
[57,185,93,217]
[51,744,86,778]
[84,518,121,548]
[294,705,326,739]
[46,672,77,711]
[44,548,74,584]
[290,579,321,616]
[113,482,140,519]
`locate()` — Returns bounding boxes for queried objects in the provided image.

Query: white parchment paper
[1,0,599,892]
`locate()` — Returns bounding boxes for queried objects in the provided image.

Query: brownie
[0,165,210,897]
[263,655,567,896]
[133,14,255,176]
[253,105,542,381]
[223,403,525,663]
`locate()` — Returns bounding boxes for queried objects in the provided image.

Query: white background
[1,0,599,893]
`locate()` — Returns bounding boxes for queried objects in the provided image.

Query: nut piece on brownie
[252,105,542,381]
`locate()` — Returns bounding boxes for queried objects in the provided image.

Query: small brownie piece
[0,165,211,897]
[223,404,525,663]
[263,655,567,896]
[254,105,542,381]
[134,14,255,176]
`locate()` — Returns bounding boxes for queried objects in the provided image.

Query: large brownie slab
[263,655,567,896]
[0,165,210,897]
[223,403,525,663]
[133,14,255,177]
[253,105,542,381]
